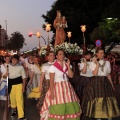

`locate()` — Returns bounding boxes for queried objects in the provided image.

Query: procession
[0,0,120,120]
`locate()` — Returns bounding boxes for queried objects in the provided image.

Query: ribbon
[53,61,68,79]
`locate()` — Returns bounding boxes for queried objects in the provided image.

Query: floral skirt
[40,81,81,120]
[0,79,7,100]
[81,76,120,118]
[36,79,50,111]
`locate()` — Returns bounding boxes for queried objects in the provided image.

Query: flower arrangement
[54,42,82,55]
[38,44,54,57]
[39,42,82,57]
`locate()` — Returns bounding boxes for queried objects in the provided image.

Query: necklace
[99,60,106,72]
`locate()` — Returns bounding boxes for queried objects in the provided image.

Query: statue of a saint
[53,11,68,46]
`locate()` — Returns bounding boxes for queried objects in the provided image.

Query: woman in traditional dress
[0,56,10,101]
[40,49,81,120]
[36,51,55,111]
[26,56,41,99]
[81,47,120,120]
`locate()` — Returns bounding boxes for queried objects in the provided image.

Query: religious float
[38,10,84,63]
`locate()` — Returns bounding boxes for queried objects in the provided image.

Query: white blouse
[42,62,54,80]
[1,63,9,79]
[8,64,26,79]
[31,64,41,75]
[25,58,33,70]
[49,62,69,82]
[89,60,111,76]
[79,62,93,77]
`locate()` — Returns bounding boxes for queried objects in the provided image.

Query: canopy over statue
[53,11,68,46]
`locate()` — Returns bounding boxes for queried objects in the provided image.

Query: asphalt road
[0,84,120,120]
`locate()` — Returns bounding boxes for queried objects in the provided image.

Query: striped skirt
[40,81,81,120]
[81,76,120,118]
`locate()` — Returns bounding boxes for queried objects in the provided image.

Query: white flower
[74,43,77,46]
[39,42,82,56]
[39,45,54,56]
[70,44,73,47]
[65,42,69,48]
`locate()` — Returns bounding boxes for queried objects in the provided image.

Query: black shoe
[18,117,27,120]
[11,111,17,117]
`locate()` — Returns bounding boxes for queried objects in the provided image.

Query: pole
[47,31,50,45]
[83,32,86,54]
[41,36,46,45]
[38,37,40,49]
[5,20,8,54]
[5,20,7,34]
[6,65,9,120]
[69,38,70,43]
[83,32,85,46]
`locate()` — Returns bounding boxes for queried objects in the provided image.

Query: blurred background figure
[26,56,41,100]
[0,56,10,101]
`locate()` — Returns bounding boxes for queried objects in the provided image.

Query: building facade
[0,25,7,47]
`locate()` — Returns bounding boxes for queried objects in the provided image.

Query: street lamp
[67,32,72,43]
[80,25,86,54]
[45,23,51,45]
[28,32,46,48]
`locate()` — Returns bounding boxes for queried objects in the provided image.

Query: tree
[42,0,114,47]
[90,18,120,52]
[8,31,25,51]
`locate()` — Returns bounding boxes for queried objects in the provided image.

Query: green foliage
[8,31,25,51]
[90,18,120,46]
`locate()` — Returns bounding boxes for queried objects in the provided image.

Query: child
[8,55,27,120]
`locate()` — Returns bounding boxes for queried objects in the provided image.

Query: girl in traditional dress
[36,51,55,112]
[77,51,93,103]
[81,47,120,120]
[26,56,41,99]
[40,49,81,120]
[0,56,10,100]
[24,54,34,83]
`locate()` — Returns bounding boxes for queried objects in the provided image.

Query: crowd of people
[0,48,120,120]
[105,52,120,84]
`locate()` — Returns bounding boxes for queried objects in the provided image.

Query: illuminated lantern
[36,32,41,38]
